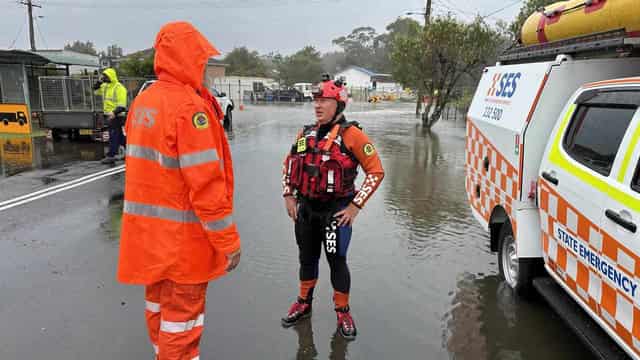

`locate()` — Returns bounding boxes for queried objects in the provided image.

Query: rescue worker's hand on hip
[226,249,241,272]
[285,196,298,221]
[335,203,360,227]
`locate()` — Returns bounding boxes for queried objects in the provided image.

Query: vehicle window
[632,163,640,193]
[211,88,220,97]
[563,104,636,176]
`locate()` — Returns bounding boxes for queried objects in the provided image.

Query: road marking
[0,165,125,212]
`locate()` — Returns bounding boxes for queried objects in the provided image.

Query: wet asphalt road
[0,103,595,359]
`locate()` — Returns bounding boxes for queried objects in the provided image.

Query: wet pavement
[0,103,595,359]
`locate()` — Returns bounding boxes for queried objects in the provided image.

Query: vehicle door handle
[542,171,559,186]
[605,209,637,233]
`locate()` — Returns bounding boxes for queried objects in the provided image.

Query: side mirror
[220,92,227,97]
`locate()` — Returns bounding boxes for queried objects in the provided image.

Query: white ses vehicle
[466,46,640,358]
[137,80,234,127]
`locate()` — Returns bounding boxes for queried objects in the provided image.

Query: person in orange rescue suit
[281,76,385,340]
[117,21,241,360]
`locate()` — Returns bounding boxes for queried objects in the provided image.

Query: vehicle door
[599,89,640,348]
[539,88,640,337]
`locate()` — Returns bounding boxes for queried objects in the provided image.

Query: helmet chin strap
[331,102,346,122]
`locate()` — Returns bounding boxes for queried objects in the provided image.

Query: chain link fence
[210,76,415,104]
[38,76,146,112]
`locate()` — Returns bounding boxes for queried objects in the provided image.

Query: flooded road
[0,103,594,359]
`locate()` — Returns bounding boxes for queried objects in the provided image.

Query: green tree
[118,55,155,77]
[223,47,268,77]
[509,0,557,41]
[333,26,389,72]
[390,15,502,129]
[64,41,97,55]
[278,46,324,86]
[321,51,347,75]
[380,17,422,45]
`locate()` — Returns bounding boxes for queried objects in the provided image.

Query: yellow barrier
[521,0,640,46]
[0,136,34,171]
[0,104,32,135]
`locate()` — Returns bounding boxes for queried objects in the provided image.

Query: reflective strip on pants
[146,301,160,313]
[160,314,205,334]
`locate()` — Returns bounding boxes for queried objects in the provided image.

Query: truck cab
[538,79,640,357]
[466,52,640,359]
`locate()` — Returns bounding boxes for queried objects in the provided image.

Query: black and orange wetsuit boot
[282,280,317,327]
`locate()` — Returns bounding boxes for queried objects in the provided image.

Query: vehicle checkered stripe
[466,120,520,233]
[539,179,640,355]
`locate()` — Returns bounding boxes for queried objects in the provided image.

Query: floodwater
[0,103,595,359]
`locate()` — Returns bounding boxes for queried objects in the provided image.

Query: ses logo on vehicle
[486,72,521,99]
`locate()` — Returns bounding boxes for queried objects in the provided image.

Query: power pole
[425,0,432,26]
[20,0,42,51]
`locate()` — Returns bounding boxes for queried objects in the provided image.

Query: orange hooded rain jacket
[117,22,240,285]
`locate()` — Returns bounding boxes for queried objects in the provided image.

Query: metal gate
[38,76,146,112]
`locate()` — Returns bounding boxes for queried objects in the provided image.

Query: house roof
[0,50,49,65]
[30,49,99,67]
[338,65,392,78]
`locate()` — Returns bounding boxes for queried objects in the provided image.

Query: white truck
[466,30,640,359]
[293,82,313,101]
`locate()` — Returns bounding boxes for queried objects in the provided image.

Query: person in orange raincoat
[117,21,241,360]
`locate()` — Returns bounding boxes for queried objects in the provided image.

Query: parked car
[273,88,305,102]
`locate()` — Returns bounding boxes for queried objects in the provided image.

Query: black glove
[113,106,127,117]
[93,81,103,90]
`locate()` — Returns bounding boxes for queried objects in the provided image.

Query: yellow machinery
[521,0,640,46]
[0,104,31,135]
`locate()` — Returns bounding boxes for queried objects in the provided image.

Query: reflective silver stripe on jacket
[127,145,180,168]
[179,149,219,168]
[127,145,219,169]
[203,215,233,232]
[124,201,199,223]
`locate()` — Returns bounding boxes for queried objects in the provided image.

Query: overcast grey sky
[3,0,521,56]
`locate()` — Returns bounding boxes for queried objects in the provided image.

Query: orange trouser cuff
[299,279,318,302]
[334,291,349,309]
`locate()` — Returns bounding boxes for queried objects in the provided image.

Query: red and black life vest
[285,122,359,200]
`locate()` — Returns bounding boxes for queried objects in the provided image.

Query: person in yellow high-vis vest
[93,68,127,164]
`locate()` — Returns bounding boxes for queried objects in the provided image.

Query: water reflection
[445,274,596,360]
[380,122,477,261]
[290,320,351,360]
[0,136,105,178]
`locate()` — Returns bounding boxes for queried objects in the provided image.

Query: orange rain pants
[145,280,208,360]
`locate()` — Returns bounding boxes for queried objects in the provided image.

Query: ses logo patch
[486,72,521,99]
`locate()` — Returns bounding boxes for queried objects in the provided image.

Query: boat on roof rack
[499,29,640,64]
[501,0,640,64]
